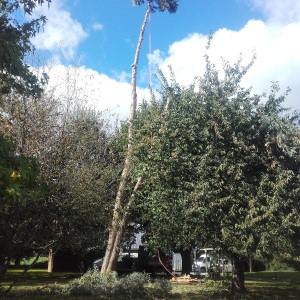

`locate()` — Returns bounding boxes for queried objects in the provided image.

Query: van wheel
[200,267,206,273]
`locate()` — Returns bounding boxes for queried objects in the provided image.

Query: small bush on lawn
[61,270,172,299]
[64,270,118,296]
[113,272,150,299]
[46,283,66,295]
[150,277,172,299]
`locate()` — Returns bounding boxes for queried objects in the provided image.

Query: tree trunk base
[231,253,247,295]
[231,276,248,294]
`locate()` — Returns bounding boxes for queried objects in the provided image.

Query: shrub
[62,270,172,299]
[46,283,66,295]
[64,270,118,296]
[114,272,150,299]
[150,278,172,299]
[268,257,296,271]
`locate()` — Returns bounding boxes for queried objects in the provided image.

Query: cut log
[171,275,198,284]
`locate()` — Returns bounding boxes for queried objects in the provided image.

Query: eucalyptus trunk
[100,3,151,273]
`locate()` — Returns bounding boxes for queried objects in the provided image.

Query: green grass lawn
[2,269,79,288]
[246,270,300,282]
[1,269,300,299]
[18,256,49,266]
[170,272,300,300]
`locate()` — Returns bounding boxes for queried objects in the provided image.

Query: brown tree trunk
[180,249,192,275]
[248,256,253,273]
[0,256,10,279]
[231,253,247,294]
[14,256,21,268]
[47,248,53,273]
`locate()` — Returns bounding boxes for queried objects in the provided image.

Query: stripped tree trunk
[101,3,151,273]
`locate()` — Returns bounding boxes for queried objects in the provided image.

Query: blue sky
[28,0,300,117]
[71,0,262,77]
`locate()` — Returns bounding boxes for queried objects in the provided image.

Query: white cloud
[250,0,300,24]
[33,0,300,117]
[111,70,131,83]
[31,0,88,58]
[92,22,104,31]
[29,1,147,121]
[149,18,300,110]
[44,65,149,120]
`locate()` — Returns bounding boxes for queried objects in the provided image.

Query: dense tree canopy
[0,0,50,96]
[42,107,119,254]
[0,77,120,275]
[132,51,300,289]
[0,134,45,277]
[0,0,52,279]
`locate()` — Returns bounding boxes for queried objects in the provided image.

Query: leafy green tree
[43,107,119,260]
[0,135,45,279]
[0,77,119,272]
[190,55,300,292]
[133,50,300,292]
[132,69,209,274]
[101,0,179,273]
[0,0,50,96]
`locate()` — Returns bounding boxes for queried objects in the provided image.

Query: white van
[192,254,233,274]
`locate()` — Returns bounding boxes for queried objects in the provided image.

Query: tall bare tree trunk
[101,3,151,273]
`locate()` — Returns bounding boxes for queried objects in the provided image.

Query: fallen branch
[171,274,198,284]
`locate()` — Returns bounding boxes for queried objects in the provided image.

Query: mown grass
[18,256,48,266]
[1,269,79,289]
[171,273,300,300]
[1,269,300,299]
[246,270,300,282]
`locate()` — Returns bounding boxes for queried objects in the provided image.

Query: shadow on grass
[246,271,300,283]
[169,274,300,300]
[1,270,300,299]
[1,269,79,291]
